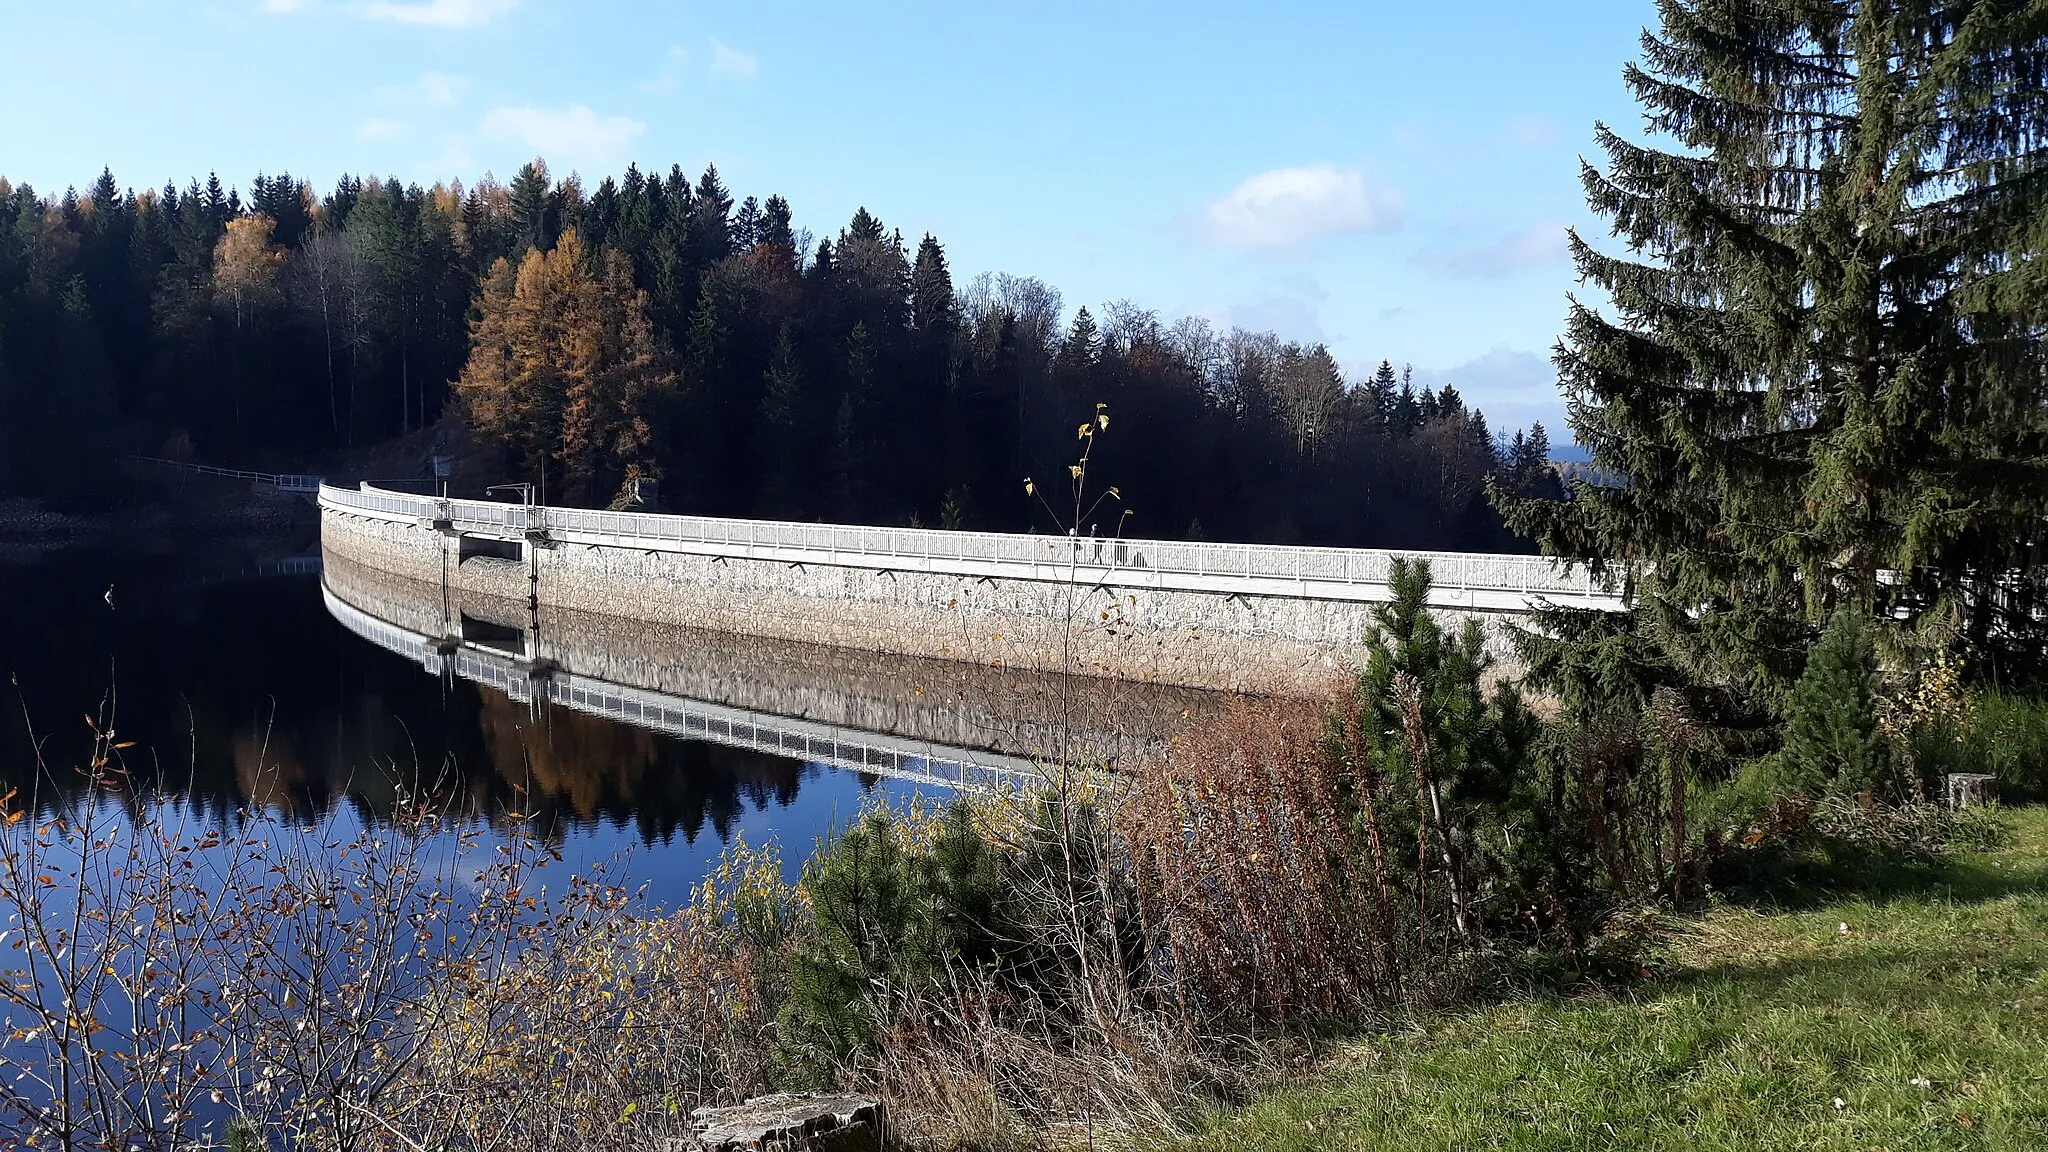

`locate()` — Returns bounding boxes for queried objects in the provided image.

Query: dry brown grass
[1121,697,1408,1026]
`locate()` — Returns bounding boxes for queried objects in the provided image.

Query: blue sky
[0,0,1658,435]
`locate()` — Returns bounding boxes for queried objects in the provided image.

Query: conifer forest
[0,160,1562,549]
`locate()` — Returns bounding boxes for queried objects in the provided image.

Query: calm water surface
[0,544,928,909]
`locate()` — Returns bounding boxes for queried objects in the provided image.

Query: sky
[0,0,1661,436]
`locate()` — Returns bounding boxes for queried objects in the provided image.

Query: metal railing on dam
[322,585,1043,792]
[320,483,1625,613]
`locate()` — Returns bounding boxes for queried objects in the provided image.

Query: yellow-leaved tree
[212,214,285,331]
[456,231,678,504]
[212,213,286,436]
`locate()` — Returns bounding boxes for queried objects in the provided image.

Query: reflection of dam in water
[321,552,1223,791]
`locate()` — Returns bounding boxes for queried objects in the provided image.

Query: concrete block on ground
[685,1094,887,1151]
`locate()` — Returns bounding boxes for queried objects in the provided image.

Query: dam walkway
[320,483,1625,615]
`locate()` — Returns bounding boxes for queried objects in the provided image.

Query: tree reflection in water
[0,548,891,877]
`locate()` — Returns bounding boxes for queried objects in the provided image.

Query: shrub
[1122,698,1399,1023]
[1781,607,1895,800]
[776,798,1012,1082]
[1122,560,1592,1024]
[773,786,1235,1142]
[1338,559,1545,946]
[1530,688,1705,931]
[398,837,805,1148]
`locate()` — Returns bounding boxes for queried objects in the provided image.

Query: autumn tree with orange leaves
[211,213,286,436]
[456,230,678,505]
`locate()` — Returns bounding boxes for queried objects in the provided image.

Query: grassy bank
[1173,807,2048,1152]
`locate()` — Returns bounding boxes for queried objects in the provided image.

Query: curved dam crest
[320,484,1621,698]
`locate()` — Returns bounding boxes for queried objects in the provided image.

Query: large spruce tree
[1501,0,2048,689]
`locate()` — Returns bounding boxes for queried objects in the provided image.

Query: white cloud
[360,0,516,28]
[357,118,411,141]
[708,38,758,79]
[1203,165,1403,248]
[258,0,307,12]
[479,104,646,173]
[1413,221,1571,279]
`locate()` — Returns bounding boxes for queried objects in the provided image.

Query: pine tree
[1778,607,1892,800]
[909,233,956,339]
[833,209,908,335]
[508,158,554,255]
[584,175,620,252]
[88,168,119,214]
[1061,306,1099,367]
[1340,559,1540,939]
[249,172,311,249]
[1367,359,1400,429]
[202,173,228,226]
[690,164,733,266]
[758,194,796,252]
[1504,423,1566,502]
[843,207,885,245]
[328,174,364,231]
[1497,0,2048,689]
[908,233,959,511]
[731,195,761,251]
[1392,368,1420,437]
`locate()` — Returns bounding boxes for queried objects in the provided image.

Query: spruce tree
[834,322,879,519]
[690,164,733,265]
[731,194,761,250]
[1367,359,1400,429]
[1392,370,1420,436]
[758,194,796,251]
[1779,606,1892,799]
[1061,306,1100,367]
[1498,0,2048,689]
[909,234,958,509]
[909,233,956,339]
[508,158,553,255]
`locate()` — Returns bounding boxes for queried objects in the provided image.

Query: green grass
[1173,808,2048,1151]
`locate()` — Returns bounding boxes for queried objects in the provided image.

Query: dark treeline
[0,159,1561,549]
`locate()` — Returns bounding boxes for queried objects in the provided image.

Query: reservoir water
[0,540,1205,909]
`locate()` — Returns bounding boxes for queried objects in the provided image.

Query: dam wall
[320,484,1620,697]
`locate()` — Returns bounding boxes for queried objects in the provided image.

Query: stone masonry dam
[319,483,1624,700]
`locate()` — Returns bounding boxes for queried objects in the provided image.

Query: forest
[0,160,1562,549]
